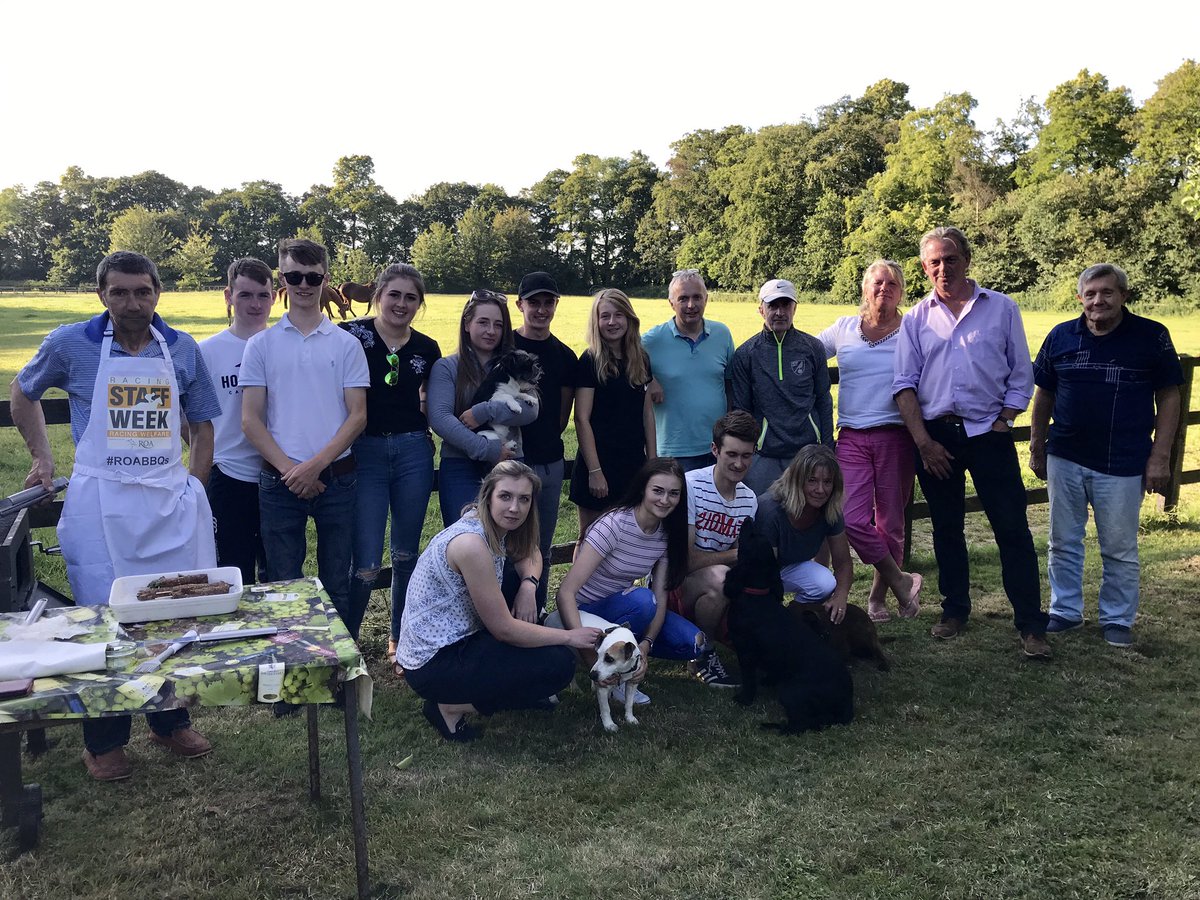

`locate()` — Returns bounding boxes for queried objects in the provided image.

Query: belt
[840,424,908,434]
[262,454,356,480]
[931,415,964,425]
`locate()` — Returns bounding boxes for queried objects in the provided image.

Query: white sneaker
[610,683,651,705]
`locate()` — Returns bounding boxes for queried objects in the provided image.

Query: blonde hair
[586,288,650,386]
[769,445,844,526]
[859,259,906,316]
[473,460,541,559]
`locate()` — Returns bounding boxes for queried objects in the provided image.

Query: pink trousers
[836,426,915,567]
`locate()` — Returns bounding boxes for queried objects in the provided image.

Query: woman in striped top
[555,459,708,703]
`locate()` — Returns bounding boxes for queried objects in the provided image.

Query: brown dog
[791,603,890,671]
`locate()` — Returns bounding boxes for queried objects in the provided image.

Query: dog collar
[741,586,771,596]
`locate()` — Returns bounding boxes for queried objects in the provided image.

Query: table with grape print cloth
[0,577,374,898]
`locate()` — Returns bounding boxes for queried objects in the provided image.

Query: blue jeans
[351,433,434,642]
[259,467,357,634]
[438,456,485,529]
[780,561,837,602]
[83,708,190,755]
[529,459,564,613]
[580,587,706,660]
[1047,455,1143,628]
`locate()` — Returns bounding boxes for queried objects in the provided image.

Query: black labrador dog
[724,517,853,733]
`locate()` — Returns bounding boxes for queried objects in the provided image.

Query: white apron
[57,324,216,605]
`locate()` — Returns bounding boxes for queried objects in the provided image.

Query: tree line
[2,62,1199,305]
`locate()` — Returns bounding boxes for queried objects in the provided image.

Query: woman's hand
[458,408,480,430]
[565,627,604,650]
[512,583,537,623]
[823,594,848,625]
[588,469,608,498]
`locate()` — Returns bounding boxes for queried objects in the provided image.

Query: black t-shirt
[340,318,442,436]
[514,331,579,464]
[575,350,653,453]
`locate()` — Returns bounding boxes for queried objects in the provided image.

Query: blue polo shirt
[17,312,221,445]
[1033,310,1182,476]
[641,317,734,456]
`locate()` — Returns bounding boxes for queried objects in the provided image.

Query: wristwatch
[1001,417,1015,429]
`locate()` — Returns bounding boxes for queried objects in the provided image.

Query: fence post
[1159,354,1194,518]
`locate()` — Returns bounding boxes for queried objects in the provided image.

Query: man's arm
[686,524,737,573]
[1145,386,1181,495]
[241,386,294,475]
[558,385,575,434]
[9,380,55,491]
[187,420,214,485]
[813,343,834,447]
[1027,387,1054,481]
[895,388,953,480]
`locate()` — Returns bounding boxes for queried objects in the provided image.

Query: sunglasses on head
[384,352,400,387]
[281,271,325,287]
[469,289,508,305]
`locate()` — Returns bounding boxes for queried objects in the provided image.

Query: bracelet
[523,575,539,588]
[589,467,602,474]
[640,636,654,650]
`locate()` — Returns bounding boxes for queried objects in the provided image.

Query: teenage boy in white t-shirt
[198,258,275,585]
[241,239,369,634]
[674,410,760,688]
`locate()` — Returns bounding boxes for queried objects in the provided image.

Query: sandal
[867,599,891,623]
[422,699,479,743]
[898,573,923,618]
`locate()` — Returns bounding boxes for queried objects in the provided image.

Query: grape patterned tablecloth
[0,578,371,724]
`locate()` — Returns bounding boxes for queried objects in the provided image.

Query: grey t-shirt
[754,493,844,568]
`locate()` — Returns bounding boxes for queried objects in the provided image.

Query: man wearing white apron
[10,251,222,781]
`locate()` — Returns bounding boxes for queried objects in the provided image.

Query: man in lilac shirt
[893,226,1051,659]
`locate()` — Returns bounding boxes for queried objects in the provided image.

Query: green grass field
[2,291,1199,899]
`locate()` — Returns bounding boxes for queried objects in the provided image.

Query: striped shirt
[577,507,666,605]
[17,313,221,444]
[686,465,758,552]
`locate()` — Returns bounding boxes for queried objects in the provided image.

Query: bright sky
[3,1,1197,202]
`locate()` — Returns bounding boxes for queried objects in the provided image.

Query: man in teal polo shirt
[642,269,735,472]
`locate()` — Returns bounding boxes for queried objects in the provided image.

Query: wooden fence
[3,356,1196,580]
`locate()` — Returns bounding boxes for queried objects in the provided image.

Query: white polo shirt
[199,329,261,482]
[239,313,370,464]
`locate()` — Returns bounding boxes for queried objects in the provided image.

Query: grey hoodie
[730,327,834,459]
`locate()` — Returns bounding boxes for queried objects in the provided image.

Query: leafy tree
[415,182,480,233]
[835,93,987,301]
[456,205,498,288]
[330,245,375,286]
[108,205,179,264]
[411,223,465,292]
[1131,60,1200,185]
[202,180,301,266]
[1020,70,1134,186]
[172,222,217,289]
[490,206,545,292]
[635,125,750,285]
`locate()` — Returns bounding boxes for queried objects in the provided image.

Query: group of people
[9,224,1183,758]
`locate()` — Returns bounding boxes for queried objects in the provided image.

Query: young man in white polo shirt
[198,257,275,586]
[673,410,760,688]
[240,239,369,634]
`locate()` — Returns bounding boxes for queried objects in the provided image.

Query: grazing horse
[274,283,354,319]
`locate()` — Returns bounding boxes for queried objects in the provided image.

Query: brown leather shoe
[1020,632,1053,660]
[930,617,965,639]
[149,727,213,758]
[82,748,133,781]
